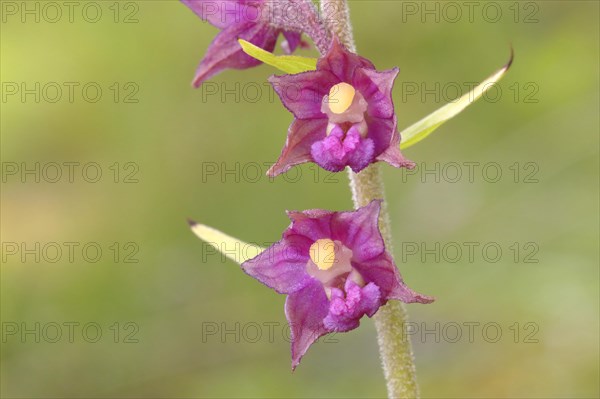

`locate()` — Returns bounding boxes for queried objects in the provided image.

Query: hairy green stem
[349,167,420,399]
[319,1,420,398]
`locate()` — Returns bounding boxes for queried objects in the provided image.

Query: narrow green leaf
[189,221,265,264]
[238,39,317,74]
[400,51,514,150]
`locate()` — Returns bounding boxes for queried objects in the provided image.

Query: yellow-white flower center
[309,239,338,270]
[306,239,364,298]
[327,83,356,114]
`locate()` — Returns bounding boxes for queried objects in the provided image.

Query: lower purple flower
[241,200,433,369]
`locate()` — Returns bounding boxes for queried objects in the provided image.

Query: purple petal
[317,38,375,83]
[182,0,246,29]
[354,67,399,119]
[241,234,313,294]
[267,119,328,177]
[269,70,337,119]
[285,208,335,242]
[363,116,414,170]
[352,251,434,304]
[285,279,330,369]
[364,115,396,156]
[192,22,278,87]
[281,31,302,54]
[374,121,416,169]
[323,280,382,332]
[330,200,385,261]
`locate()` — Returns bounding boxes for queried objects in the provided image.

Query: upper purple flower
[268,39,414,176]
[241,200,433,369]
[182,0,305,87]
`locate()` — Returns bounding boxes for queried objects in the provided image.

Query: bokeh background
[1,1,598,398]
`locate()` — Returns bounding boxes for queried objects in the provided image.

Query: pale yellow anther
[328,83,355,114]
[309,239,337,270]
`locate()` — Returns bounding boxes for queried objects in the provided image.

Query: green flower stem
[320,1,421,398]
[349,166,420,399]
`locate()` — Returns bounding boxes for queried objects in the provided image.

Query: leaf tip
[505,45,515,71]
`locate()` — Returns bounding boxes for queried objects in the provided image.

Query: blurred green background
[1,1,598,398]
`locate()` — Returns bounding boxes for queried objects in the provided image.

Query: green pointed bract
[190,222,265,265]
[238,39,317,74]
[400,50,514,150]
